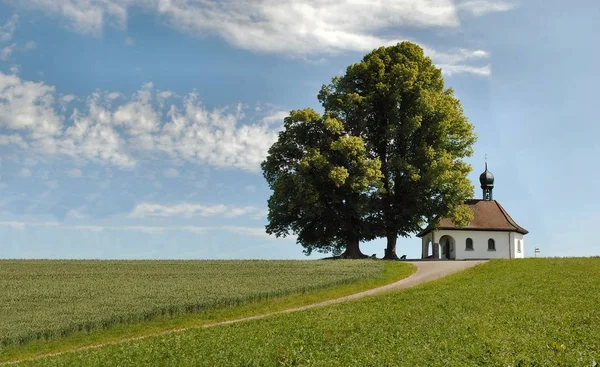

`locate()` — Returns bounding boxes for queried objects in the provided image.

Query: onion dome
[479,162,494,188]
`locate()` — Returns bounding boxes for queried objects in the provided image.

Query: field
[17,258,600,366]
[0,259,387,347]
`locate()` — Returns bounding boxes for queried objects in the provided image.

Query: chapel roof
[417,199,528,237]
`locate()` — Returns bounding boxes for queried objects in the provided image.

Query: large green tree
[262,109,383,258]
[318,42,476,259]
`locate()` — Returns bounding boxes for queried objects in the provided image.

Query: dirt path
[3,260,486,365]
[275,260,487,312]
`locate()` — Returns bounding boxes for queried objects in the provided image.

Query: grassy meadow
[17,258,600,366]
[0,259,387,348]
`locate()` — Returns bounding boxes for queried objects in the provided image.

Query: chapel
[417,163,528,260]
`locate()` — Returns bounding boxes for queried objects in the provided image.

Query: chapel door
[444,239,450,259]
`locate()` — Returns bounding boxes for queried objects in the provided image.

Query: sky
[0,0,599,260]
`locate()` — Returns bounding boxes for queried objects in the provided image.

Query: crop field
[0,259,385,347]
[21,258,600,366]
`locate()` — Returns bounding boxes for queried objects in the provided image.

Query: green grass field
[0,259,385,347]
[18,258,600,366]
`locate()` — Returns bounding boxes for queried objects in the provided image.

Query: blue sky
[0,0,598,259]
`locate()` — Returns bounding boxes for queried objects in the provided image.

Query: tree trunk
[340,236,368,259]
[383,234,399,260]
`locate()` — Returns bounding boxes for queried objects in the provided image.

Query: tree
[262,108,383,258]
[318,42,476,259]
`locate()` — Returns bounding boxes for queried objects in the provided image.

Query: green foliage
[318,41,476,242]
[263,42,477,257]
[0,260,384,348]
[323,116,343,134]
[28,258,600,366]
[262,109,383,256]
[447,203,474,227]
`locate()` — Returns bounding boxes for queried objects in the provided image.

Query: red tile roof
[417,199,528,237]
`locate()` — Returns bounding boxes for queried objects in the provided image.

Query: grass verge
[0,261,415,364]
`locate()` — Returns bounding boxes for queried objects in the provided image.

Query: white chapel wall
[513,233,525,259]
[421,232,434,258]
[434,230,517,259]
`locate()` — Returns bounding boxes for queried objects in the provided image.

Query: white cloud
[0,221,166,234]
[107,91,122,100]
[0,72,62,143]
[115,87,156,126]
[154,96,279,171]
[157,90,174,108]
[158,90,174,99]
[439,63,492,76]
[13,0,127,35]
[215,226,272,239]
[69,224,104,232]
[153,0,460,55]
[67,168,82,177]
[65,208,86,219]
[424,47,489,66]
[23,157,38,167]
[91,225,168,234]
[0,43,15,60]
[0,15,38,61]
[125,36,135,46]
[23,40,36,49]
[7,1,462,39]
[4,0,514,75]
[458,0,515,16]
[129,202,264,219]
[262,110,288,125]
[9,64,20,74]
[0,220,274,238]
[18,167,32,177]
[0,14,18,43]
[46,180,58,189]
[163,167,179,178]
[67,225,206,234]
[0,134,28,148]
[0,74,134,168]
[0,221,25,229]
[120,226,169,234]
[113,82,160,140]
[61,99,135,167]
[61,94,76,103]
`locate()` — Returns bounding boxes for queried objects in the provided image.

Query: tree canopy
[262,109,383,257]
[263,42,476,259]
[318,42,476,258]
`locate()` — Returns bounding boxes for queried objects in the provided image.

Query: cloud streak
[0,14,39,61]
[458,0,515,16]
[4,0,513,75]
[0,220,274,238]
[128,202,266,219]
[0,14,18,43]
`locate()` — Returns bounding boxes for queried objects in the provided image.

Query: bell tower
[479,157,494,201]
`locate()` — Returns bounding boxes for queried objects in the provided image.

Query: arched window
[466,238,474,251]
[517,240,522,253]
[488,238,496,251]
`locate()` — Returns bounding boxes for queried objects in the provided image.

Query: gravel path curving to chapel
[300,259,488,307]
